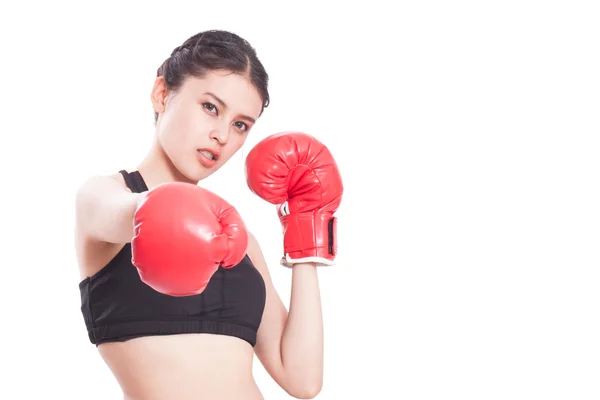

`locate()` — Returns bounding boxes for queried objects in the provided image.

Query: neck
[136,137,197,190]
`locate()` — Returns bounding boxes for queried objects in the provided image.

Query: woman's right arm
[75,175,145,244]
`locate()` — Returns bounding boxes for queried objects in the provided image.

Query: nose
[209,123,229,145]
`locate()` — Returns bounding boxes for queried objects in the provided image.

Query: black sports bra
[78,170,266,347]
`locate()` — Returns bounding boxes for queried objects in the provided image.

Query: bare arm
[75,174,144,244]
[247,233,324,399]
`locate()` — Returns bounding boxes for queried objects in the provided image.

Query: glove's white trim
[280,254,336,268]
[278,201,290,216]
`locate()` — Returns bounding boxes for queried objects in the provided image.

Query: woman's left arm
[247,232,323,399]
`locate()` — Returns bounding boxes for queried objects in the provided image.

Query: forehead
[181,71,264,118]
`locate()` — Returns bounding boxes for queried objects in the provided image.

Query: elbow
[285,377,323,399]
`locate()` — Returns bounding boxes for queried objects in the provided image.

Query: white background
[1,0,599,399]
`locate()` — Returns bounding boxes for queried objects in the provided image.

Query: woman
[75,30,330,399]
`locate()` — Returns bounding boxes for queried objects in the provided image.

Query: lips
[197,148,219,168]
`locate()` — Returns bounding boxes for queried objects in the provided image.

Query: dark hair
[155,30,270,122]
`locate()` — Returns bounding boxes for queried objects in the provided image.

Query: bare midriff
[98,333,263,400]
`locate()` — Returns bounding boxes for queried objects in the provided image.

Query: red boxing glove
[131,182,248,296]
[245,132,343,266]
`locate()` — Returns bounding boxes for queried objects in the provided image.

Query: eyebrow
[205,92,256,123]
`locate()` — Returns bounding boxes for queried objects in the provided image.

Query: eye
[234,121,249,132]
[202,102,218,115]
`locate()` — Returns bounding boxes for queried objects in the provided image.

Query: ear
[150,76,168,114]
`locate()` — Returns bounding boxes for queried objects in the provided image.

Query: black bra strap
[118,170,148,194]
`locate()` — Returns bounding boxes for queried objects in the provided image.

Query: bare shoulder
[246,232,263,266]
[75,171,134,278]
[75,171,136,243]
[75,172,132,220]
[246,231,271,278]
[108,171,128,187]
[76,172,129,199]
[74,172,126,235]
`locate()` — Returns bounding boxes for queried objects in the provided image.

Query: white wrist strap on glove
[280,254,337,268]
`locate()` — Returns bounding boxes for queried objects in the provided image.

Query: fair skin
[75,70,324,400]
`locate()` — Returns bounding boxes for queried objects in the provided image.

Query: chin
[182,165,219,183]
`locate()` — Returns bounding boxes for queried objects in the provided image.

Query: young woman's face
[152,70,263,182]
